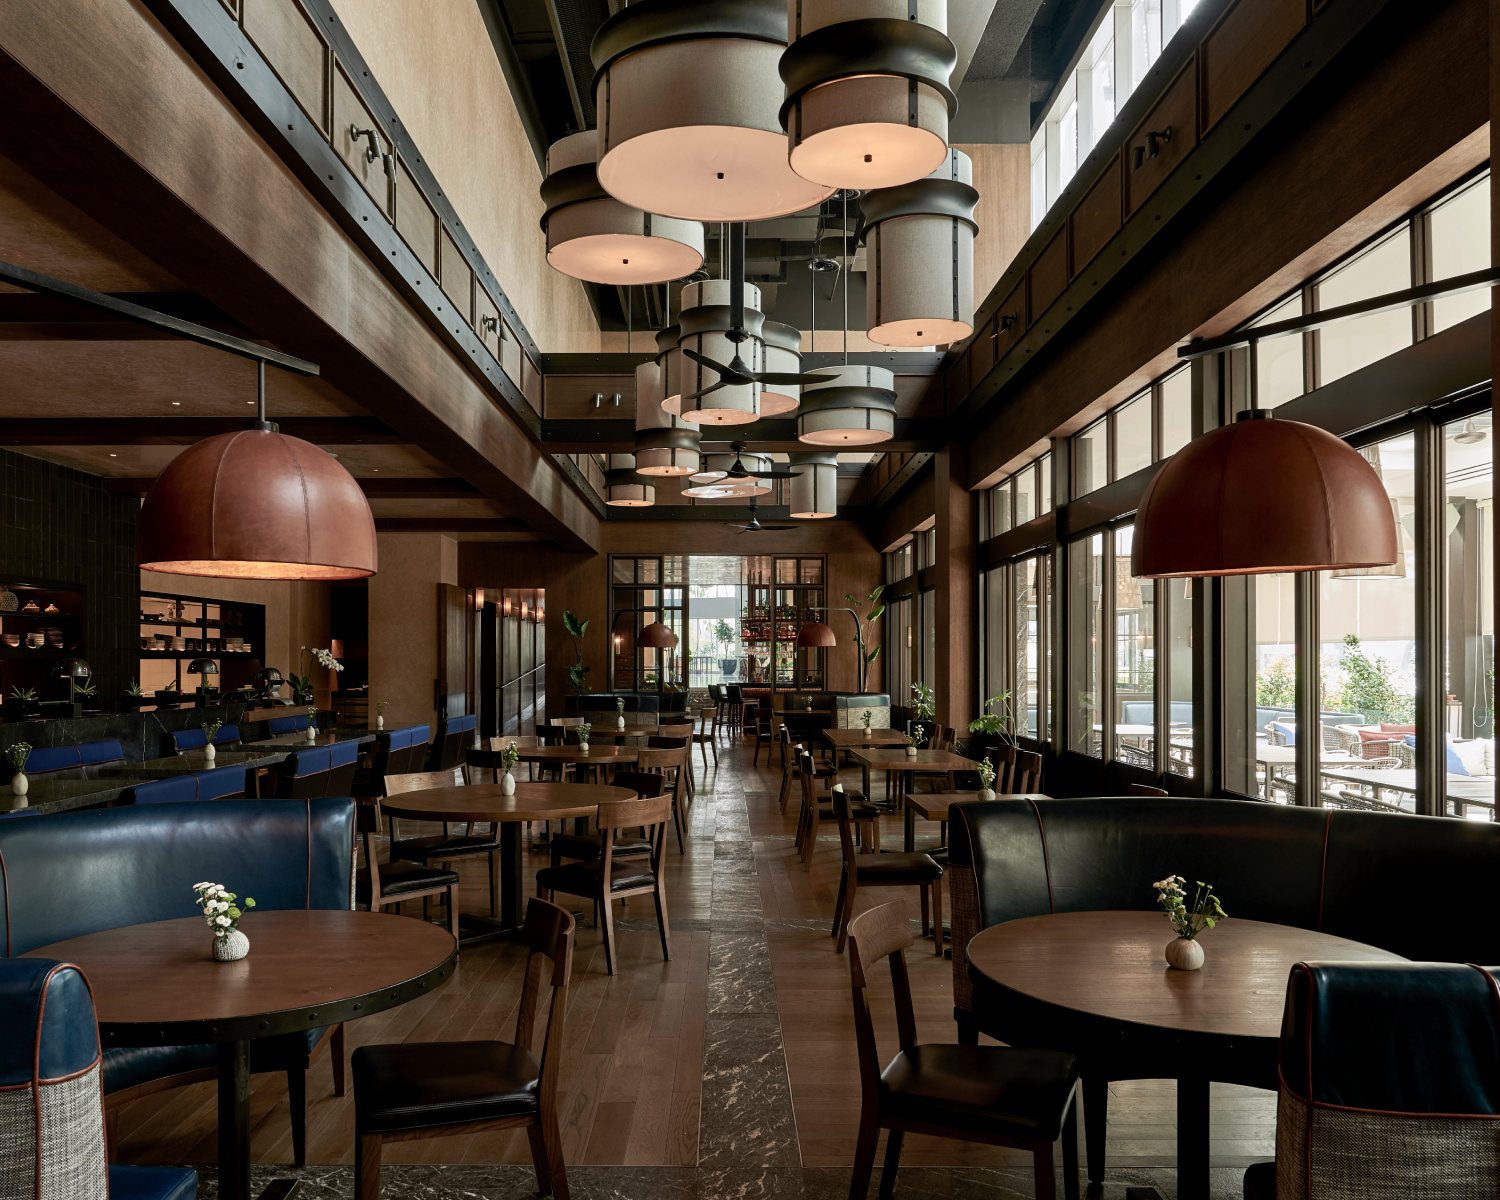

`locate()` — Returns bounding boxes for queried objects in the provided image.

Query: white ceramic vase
[579,741,590,755]
[214,929,250,962]
[204,743,216,764]
[979,788,996,802]
[305,724,317,744]
[376,715,384,730]
[1165,937,1204,971]
[12,772,27,797]
[501,770,516,796]
[905,746,918,758]
[618,715,626,729]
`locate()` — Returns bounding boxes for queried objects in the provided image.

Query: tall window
[1160,368,1192,457]
[1254,294,1305,406]
[1069,533,1105,756]
[1248,573,1296,799]
[1115,393,1152,478]
[1075,419,1108,497]
[1315,228,1413,386]
[1112,525,1155,767]
[1014,558,1043,739]
[1429,175,1490,332]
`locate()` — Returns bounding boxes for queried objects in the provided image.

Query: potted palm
[75,678,101,714]
[967,692,1016,758]
[714,620,738,677]
[121,679,146,709]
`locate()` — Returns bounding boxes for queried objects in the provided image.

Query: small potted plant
[500,742,521,795]
[907,723,923,757]
[577,720,591,755]
[305,711,320,743]
[977,757,996,801]
[714,619,738,677]
[75,678,100,714]
[7,741,31,798]
[617,697,626,729]
[861,708,873,731]
[6,686,39,720]
[201,720,222,764]
[967,692,1016,757]
[1154,875,1228,971]
[375,699,387,730]
[121,679,145,708]
[909,682,935,748]
[155,680,180,707]
[193,882,256,962]
[294,645,344,706]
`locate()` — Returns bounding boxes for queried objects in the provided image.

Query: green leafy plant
[1256,656,1295,709]
[162,680,177,693]
[1153,875,1227,941]
[74,680,97,696]
[124,680,143,697]
[9,686,36,701]
[577,721,592,746]
[968,693,1016,745]
[6,742,30,773]
[843,586,887,692]
[713,619,737,654]
[376,699,388,716]
[501,743,521,773]
[563,610,591,693]
[910,681,935,723]
[202,720,222,745]
[1326,634,1413,724]
[617,697,626,713]
[977,757,996,790]
[861,708,872,729]
[193,882,255,941]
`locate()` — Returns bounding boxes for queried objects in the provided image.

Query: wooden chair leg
[919,884,930,936]
[526,1124,554,1195]
[105,1106,119,1163]
[331,1023,346,1097]
[931,879,943,957]
[653,880,672,962]
[448,883,460,943]
[1062,1088,1080,1200]
[355,1130,382,1200]
[877,1128,904,1200]
[288,1065,308,1165]
[1032,1137,1057,1200]
[541,1109,570,1200]
[830,870,849,940]
[848,1110,881,1200]
[488,849,499,917]
[601,887,619,975]
[1083,1075,1108,1183]
[835,872,857,954]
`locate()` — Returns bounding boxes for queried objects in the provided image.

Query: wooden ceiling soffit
[0,417,403,446]
[938,0,1399,434]
[0,0,599,552]
[540,352,948,377]
[105,475,481,498]
[374,518,534,534]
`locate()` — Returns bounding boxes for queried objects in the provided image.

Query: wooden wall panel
[1125,57,1199,218]
[242,0,327,130]
[439,225,473,323]
[521,351,543,414]
[1027,228,1070,322]
[500,319,523,389]
[954,142,1030,304]
[1070,155,1122,278]
[332,63,390,214]
[544,375,635,419]
[395,156,437,273]
[1201,0,1307,134]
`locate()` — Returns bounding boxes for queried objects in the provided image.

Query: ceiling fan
[724,499,798,534]
[681,223,831,402]
[715,442,803,480]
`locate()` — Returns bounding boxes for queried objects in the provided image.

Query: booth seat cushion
[122,776,200,805]
[108,1165,199,1200]
[24,744,83,775]
[269,714,310,734]
[0,798,355,955]
[329,740,360,771]
[79,739,126,766]
[191,767,248,800]
[103,1043,218,1093]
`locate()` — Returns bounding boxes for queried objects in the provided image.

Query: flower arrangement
[861,708,872,729]
[1154,875,1227,941]
[977,757,996,791]
[910,722,925,748]
[6,742,31,773]
[501,743,521,773]
[376,699,388,717]
[617,698,626,713]
[193,882,255,940]
[292,645,344,701]
[910,681,935,723]
[202,720,222,744]
[577,721,592,746]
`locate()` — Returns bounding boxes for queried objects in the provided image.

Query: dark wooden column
[934,442,976,732]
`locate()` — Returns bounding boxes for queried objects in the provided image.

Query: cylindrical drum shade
[759,320,804,416]
[634,360,701,475]
[657,325,683,413]
[604,453,656,507]
[675,279,764,425]
[1132,413,1400,578]
[863,147,977,346]
[780,0,956,189]
[788,451,838,517]
[797,365,897,445]
[542,133,705,283]
[592,0,836,220]
[139,430,377,580]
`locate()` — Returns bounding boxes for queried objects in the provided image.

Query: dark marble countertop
[244,728,378,748]
[98,749,288,778]
[1,776,154,816]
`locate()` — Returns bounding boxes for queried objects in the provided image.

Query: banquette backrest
[275,741,361,798]
[116,767,250,804]
[947,797,1500,1023]
[0,798,355,956]
[426,713,477,771]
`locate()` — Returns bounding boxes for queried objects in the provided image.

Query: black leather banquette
[0,799,356,1162]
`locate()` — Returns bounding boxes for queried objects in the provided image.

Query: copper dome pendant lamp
[1131,409,1398,578]
[140,361,378,581]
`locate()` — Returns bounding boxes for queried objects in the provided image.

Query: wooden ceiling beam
[0,417,404,446]
[374,518,535,534]
[105,475,480,498]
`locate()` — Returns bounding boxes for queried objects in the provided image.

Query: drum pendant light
[797,365,897,445]
[604,453,656,506]
[780,0,957,189]
[591,0,836,220]
[674,279,764,426]
[683,448,774,497]
[1132,411,1399,577]
[759,321,804,416]
[140,363,377,580]
[541,132,704,283]
[634,359,701,476]
[788,450,838,517]
[862,147,978,346]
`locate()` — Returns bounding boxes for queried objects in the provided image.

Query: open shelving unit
[139,591,267,694]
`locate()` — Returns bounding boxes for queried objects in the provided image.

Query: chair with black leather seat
[385,768,499,919]
[779,728,836,813]
[352,897,574,1200]
[354,796,459,941]
[798,752,881,868]
[2,956,200,1200]
[546,771,663,864]
[693,706,719,766]
[831,790,943,953]
[535,792,671,976]
[722,683,745,737]
[1243,961,1500,1200]
[846,900,1079,1200]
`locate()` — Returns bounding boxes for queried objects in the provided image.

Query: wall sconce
[1131,127,1171,169]
[474,587,485,610]
[521,602,528,620]
[349,125,394,176]
[480,316,498,335]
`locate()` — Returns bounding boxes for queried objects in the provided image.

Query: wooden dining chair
[547,770,663,864]
[354,798,460,942]
[352,897,574,1200]
[912,726,958,793]
[637,746,688,850]
[649,733,693,801]
[830,791,943,953]
[384,768,499,918]
[535,793,672,976]
[845,900,1080,1200]
[798,753,880,868]
[550,717,584,728]
[1011,749,1043,793]
[693,706,719,767]
[751,705,773,766]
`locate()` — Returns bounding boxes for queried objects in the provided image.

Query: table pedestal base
[217,1041,302,1200]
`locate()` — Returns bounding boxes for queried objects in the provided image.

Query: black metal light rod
[0,259,320,376]
[1179,267,1500,360]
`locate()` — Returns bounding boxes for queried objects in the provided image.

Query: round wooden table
[966,910,1403,1200]
[382,782,635,935]
[25,909,455,1200]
